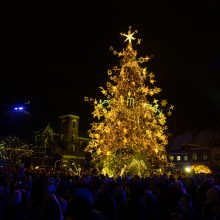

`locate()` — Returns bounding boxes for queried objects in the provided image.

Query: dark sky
[5,1,220,135]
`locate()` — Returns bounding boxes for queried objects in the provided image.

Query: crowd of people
[0,168,220,220]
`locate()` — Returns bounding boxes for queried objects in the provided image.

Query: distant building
[167,128,220,172]
[41,114,89,170]
[58,114,89,164]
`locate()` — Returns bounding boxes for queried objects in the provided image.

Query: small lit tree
[85,27,174,177]
[30,126,59,167]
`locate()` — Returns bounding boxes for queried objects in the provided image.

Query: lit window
[203,153,208,161]
[169,156,174,161]
[192,153,197,161]
[177,156,181,161]
[184,155,188,161]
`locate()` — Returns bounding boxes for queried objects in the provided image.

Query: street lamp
[184,166,191,173]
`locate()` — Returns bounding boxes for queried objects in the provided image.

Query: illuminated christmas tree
[30,126,59,167]
[85,27,174,177]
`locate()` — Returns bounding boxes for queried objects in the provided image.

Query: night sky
[5,1,220,135]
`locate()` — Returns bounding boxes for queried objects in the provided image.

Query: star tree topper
[120,26,138,44]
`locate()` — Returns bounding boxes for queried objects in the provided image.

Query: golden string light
[85,27,174,177]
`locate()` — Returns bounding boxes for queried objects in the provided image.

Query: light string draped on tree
[85,26,174,177]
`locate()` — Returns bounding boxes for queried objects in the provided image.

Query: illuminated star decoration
[120,26,138,44]
[161,100,168,107]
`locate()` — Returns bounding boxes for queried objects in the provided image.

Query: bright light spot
[106,151,111,156]
[191,164,212,174]
[14,106,25,111]
[184,166,191,173]
[35,166,39,169]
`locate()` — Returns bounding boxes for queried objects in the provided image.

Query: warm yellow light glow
[161,100,168,107]
[123,128,127,134]
[150,79,156,84]
[97,148,101,154]
[120,26,137,44]
[85,27,174,177]
[184,166,191,173]
[106,151,111,156]
[123,138,127,144]
[191,164,212,174]
[153,99,158,104]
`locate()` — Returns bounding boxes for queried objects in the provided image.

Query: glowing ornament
[149,72,155,78]
[120,26,137,44]
[106,151,111,156]
[161,100,168,107]
[150,79,156,84]
[123,128,127,134]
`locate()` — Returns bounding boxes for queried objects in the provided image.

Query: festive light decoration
[30,127,59,167]
[0,126,59,169]
[85,26,174,177]
[0,136,33,166]
[191,164,212,174]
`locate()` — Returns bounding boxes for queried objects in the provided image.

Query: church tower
[59,114,80,156]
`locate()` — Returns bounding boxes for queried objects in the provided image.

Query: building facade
[57,114,89,170]
[167,129,220,172]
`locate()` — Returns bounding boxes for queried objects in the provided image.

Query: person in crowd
[43,177,65,220]
[1,169,220,220]
[177,193,198,220]
[202,173,220,220]
[6,179,28,220]
[66,185,106,220]
[94,181,117,220]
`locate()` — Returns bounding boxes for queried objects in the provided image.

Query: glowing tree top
[85,26,174,177]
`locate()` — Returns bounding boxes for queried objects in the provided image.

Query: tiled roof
[169,128,220,149]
